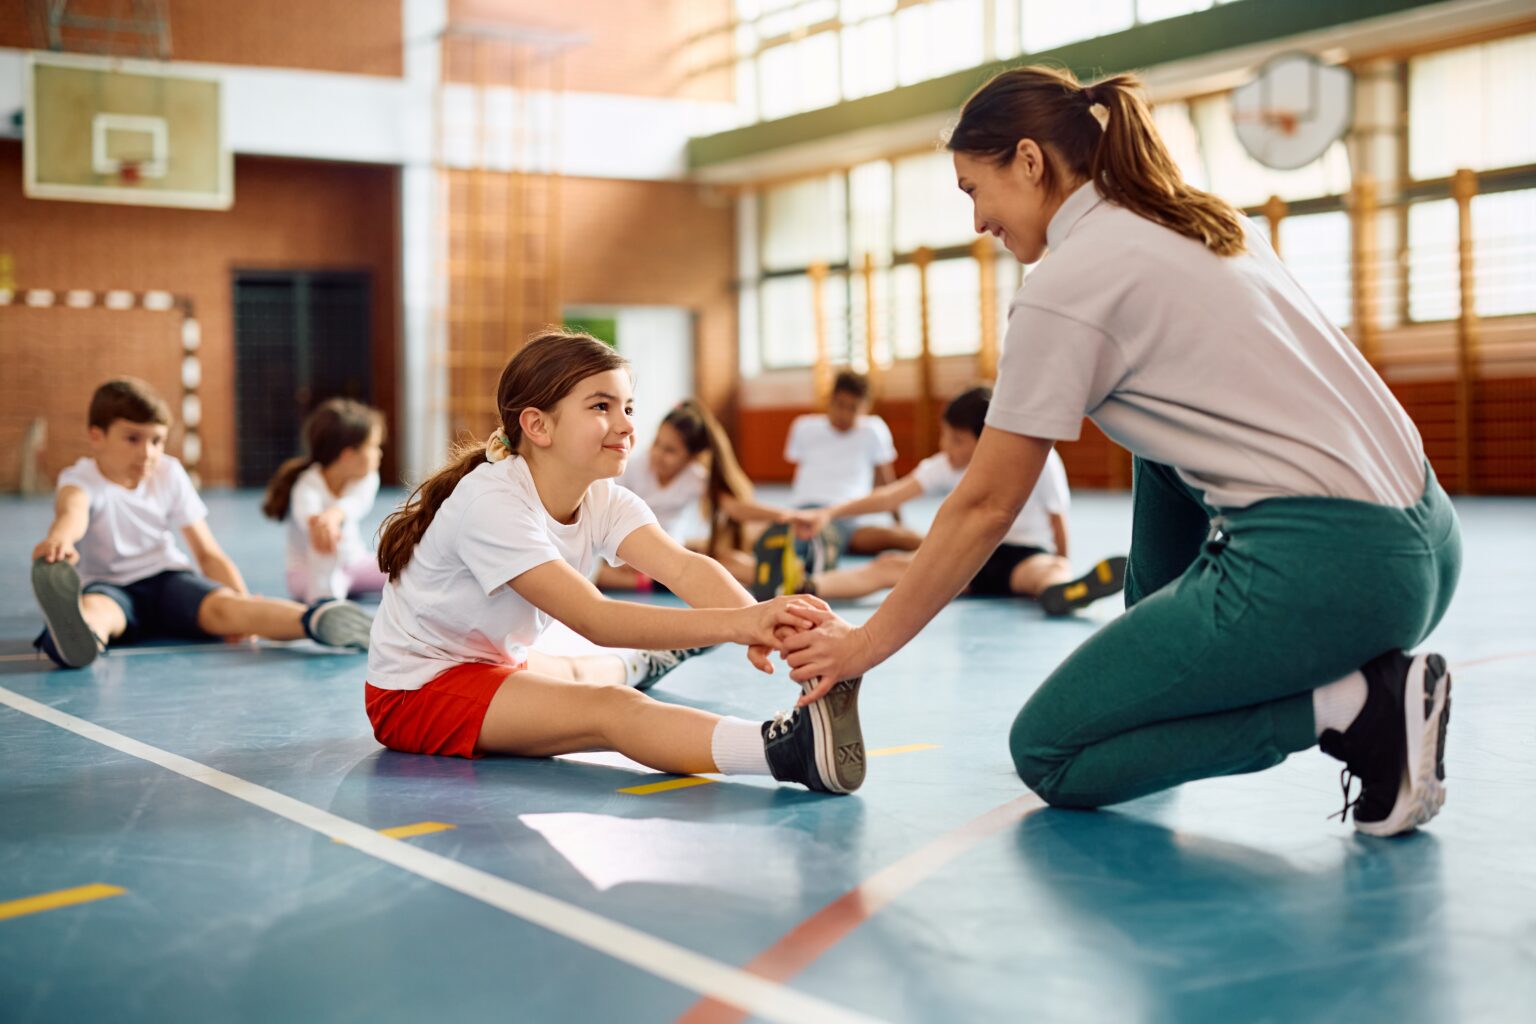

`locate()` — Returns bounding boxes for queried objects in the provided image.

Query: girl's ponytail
[261,456,316,521]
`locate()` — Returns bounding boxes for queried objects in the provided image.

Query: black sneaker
[31,559,102,669]
[762,677,866,794]
[1038,556,1128,615]
[631,645,716,691]
[302,598,374,651]
[1318,650,1451,837]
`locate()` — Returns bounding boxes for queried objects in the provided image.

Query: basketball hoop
[1231,52,1353,170]
[118,160,143,185]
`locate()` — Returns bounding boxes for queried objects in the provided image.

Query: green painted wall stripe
[688,0,1451,169]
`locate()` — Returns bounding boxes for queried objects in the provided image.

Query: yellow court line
[618,744,939,795]
[0,883,125,922]
[619,776,718,796]
[335,821,457,844]
[868,743,939,757]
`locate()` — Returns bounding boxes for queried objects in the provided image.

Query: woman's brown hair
[947,65,1246,256]
[261,398,385,521]
[376,329,629,580]
[658,399,755,556]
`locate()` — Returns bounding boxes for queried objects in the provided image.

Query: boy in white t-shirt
[788,387,1126,613]
[784,369,921,557]
[29,378,373,669]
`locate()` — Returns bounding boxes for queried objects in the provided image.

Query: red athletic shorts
[365,660,524,759]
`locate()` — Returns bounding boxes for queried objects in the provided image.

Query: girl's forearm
[567,600,743,651]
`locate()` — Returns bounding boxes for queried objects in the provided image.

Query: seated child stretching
[365,331,867,793]
[784,386,1126,613]
[600,398,810,591]
[784,369,921,557]
[262,398,389,603]
[31,378,373,669]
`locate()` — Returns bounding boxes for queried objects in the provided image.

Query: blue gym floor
[1,486,1532,1023]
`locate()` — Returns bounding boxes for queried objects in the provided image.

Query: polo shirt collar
[1045,181,1104,252]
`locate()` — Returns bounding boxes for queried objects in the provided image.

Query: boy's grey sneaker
[302,598,373,651]
[1320,650,1451,837]
[633,645,716,691]
[763,676,866,794]
[31,558,101,669]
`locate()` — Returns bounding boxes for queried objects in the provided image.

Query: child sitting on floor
[262,398,388,604]
[775,386,1126,614]
[30,378,373,669]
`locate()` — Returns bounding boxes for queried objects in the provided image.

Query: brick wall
[0,142,400,488]
[0,0,403,77]
[557,176,738,420]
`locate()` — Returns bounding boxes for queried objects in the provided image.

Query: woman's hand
[781,619,880,706]
[739,596,833,674]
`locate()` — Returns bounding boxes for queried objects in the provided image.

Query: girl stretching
[366,330,866,793]
[263,398,389,604]
[784,67,1458,834]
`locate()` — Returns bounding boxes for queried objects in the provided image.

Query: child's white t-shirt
[619,453,706,541]
[786,414,899,508]
[285,464,380,573]
[367,456,658,691]
[986,183,1426,511]
[911,448,1069,552]
[57,455,208,586]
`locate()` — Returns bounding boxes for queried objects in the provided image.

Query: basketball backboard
[24,51,232,210]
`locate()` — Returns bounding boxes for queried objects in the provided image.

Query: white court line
[0,640,336,663]
[0,685,882,1024]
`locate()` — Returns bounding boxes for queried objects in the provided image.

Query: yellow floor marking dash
[335,821,456,843]
[379,821,456,840]
[0,883,125,921]
[620,776,718,795]
[868,743,939,757]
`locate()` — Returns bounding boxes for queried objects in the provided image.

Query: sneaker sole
[751,523,802,601]
[31,559,99,668]
[309,601,373,651]
[803,676,866,794]
[1356,652,1450,837]
[1038,556,1128,615]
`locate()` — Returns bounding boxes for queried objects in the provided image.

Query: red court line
[677,647,1531,1023]
[677,793,1046,1024]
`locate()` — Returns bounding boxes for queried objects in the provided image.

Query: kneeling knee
[1008,710,1083,808]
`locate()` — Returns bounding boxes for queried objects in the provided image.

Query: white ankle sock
[1313,671,1368,737]
[709,717,770,775]
[613,650,645,688]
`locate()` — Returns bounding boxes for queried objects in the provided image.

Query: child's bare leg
[811,552,913,600]
[1009,554,1075,597]
[81,593,128,643]
[524,649,627,685]
[197,590,308,640]
[847,525,923,554]
[477,671,720,774]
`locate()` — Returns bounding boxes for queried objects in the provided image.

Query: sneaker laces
[766,707,798,740]
[1329,767,1362,822]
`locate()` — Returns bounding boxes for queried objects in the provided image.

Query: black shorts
[84,570,225,643]
[967,543,1049,597]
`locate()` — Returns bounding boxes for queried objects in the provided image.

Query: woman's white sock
[710,717,770,775]
[1313,671,1368,737]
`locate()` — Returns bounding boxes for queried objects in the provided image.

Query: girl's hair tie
[485,429,513,463]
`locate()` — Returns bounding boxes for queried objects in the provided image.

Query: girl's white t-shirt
[985,183,1427,511]
[285,464,380,574]
[366,456,658,690]
[619,453,707,540]
[57,455,208,586]
[911,448,1069,551]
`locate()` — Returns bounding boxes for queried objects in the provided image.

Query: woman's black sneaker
[762,677,866,794]
[1318,650,1451,837]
